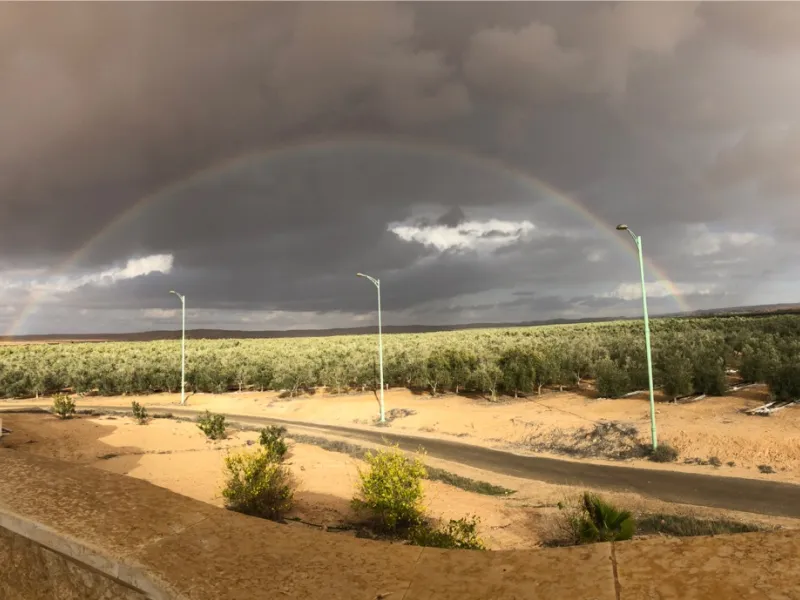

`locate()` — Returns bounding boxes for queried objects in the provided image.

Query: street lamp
[616,224,657,450]
[169,290,187,406]
[357,273,385,424]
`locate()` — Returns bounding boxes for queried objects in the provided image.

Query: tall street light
[169,290,187,406]
[357,273,385,424]
[616,224,657,450]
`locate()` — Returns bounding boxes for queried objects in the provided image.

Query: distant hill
[2,302,798,344]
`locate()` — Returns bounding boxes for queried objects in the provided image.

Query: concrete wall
[0,525,147,600]
[1,447,799,599]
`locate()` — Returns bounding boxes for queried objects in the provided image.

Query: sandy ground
[3,412,798,551]
[11,386,795,482]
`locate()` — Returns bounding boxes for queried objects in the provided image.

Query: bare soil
[17,385,795,482]
[2,411,798,550]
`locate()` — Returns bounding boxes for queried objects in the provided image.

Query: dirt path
[15,387,795,481]
[7,404,800,519]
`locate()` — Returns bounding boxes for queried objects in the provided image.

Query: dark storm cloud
[436,207,467,228]
[1,2,798,334]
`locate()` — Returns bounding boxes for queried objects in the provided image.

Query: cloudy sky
[1,2,799,334]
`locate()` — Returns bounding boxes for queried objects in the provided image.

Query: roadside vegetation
[197,410,227,440]
[352,446,486,549]
[222,425,295,520]
[131,401,148,424]
[2,315,799,402]
[549,492,768,546]
[51,393,76,419]
[222,432,486,548]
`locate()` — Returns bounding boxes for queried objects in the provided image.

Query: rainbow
[7,135,690,335]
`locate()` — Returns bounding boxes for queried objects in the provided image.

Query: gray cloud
[0,2,798,335]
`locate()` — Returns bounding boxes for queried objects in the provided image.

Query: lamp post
[169,290,186,406]
[356,273,385,424]
[616,225,657,450]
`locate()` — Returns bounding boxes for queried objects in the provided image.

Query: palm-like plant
[577,492,636,543]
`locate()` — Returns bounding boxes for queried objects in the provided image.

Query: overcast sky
[1,2,799,334]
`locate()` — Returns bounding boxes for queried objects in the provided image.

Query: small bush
[52,394,76,419]
[197,410,227,440]
[259,425,288,462]
[708,456,722,468]
[638,513,764,537]
[222,449,295,520]
[758,464,775,474]
[131,401,148,424]
[352,446,426,533]
[647,442,679,463]
[409,515,486,550]
[595,359,631,399]
[555,492,636,545]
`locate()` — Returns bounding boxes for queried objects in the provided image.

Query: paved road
[6,404,800,519]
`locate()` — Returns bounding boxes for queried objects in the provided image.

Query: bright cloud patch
[685,224,772,257]
[0,254,174,295]
[607,280,716,301]
[389,218,534,252]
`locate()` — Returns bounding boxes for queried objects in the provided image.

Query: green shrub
[197,410,227,440]
[498,347,536,398]
[259,425,288,461]
[692,351,728,396]
[659,350,694,398]
[410,515,486,550]
[648,442,679,463]
[52,394,76,419]
[595,359,630,398]
[740,344,779,384]
[352,446,426,533]
[557,492,636,545]
[222,448,295,520]
[424,348,453,396]
[131,401,148,424]
[470,359,503,401]
[766,362,800,402]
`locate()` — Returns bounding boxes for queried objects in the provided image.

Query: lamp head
[356,273,365,278]
[616,224,628,231]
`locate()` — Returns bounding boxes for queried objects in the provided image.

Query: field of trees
[1,315,799,402]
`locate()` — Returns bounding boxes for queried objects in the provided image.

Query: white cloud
[0,254,174,296]
[684,224,772,256]
[587,249,606,263]
[607,280,717,301]
[389,218,534,253]
[141,308,177,320]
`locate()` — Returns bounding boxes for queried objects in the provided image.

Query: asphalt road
[5,404,800,519]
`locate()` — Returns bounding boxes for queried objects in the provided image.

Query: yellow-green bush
[352,446,427,533]
[52,393,76,419]
[259,425,288,461]
[222,448,295,520]
[197,410,226,440]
